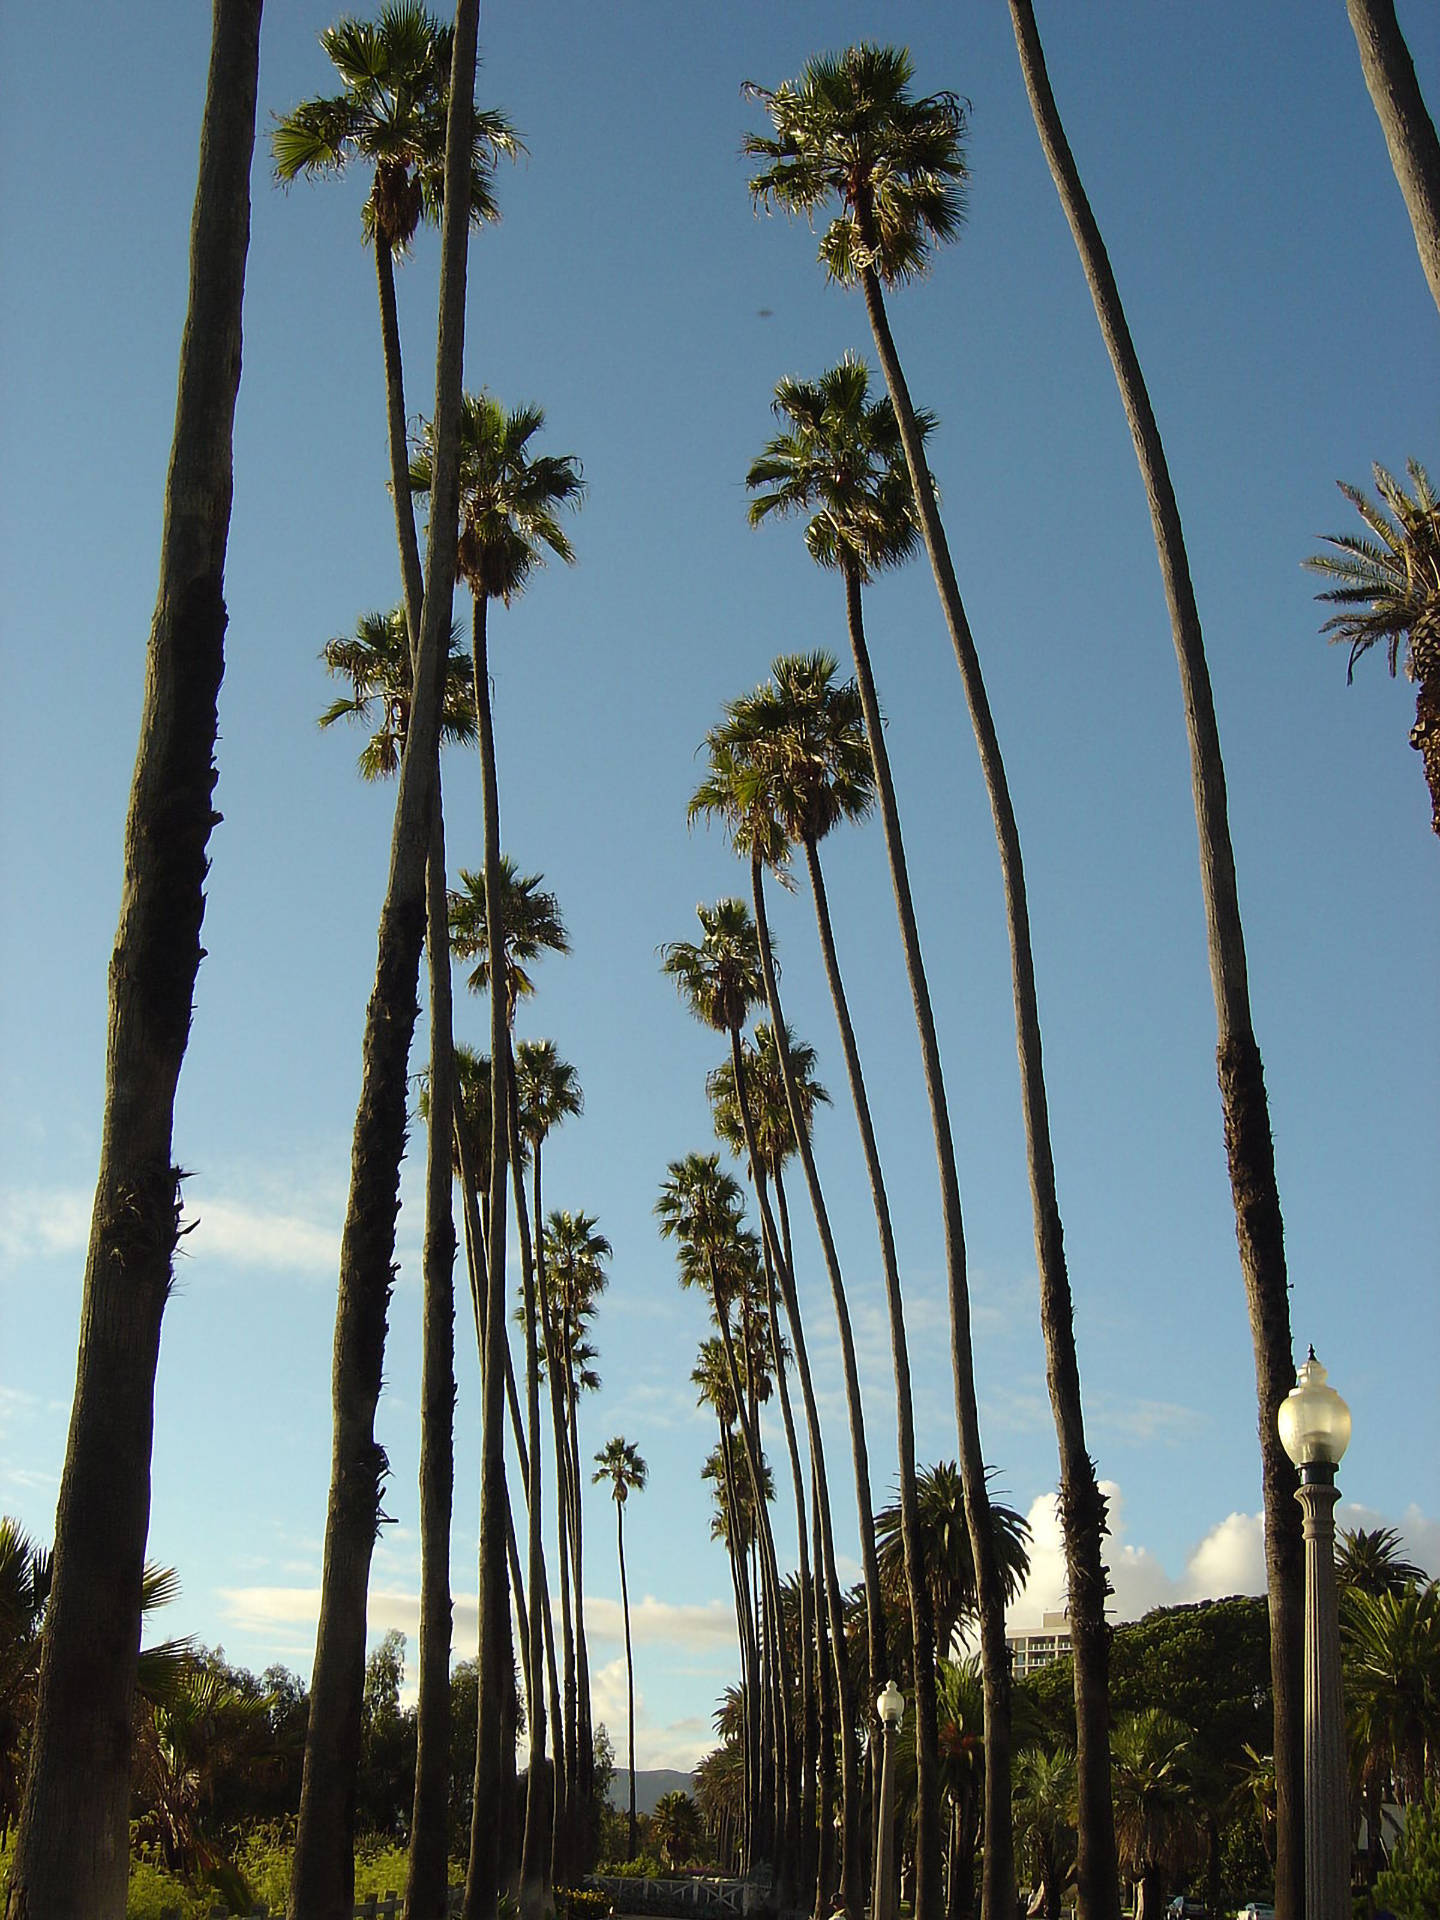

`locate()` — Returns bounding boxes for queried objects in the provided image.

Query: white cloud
[585,1595,735,1653]
[0,1187,90,1260]
[0,1181,342,1277]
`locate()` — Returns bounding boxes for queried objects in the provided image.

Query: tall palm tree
[745,358,1016,1919]
[875,1465,1031,1665]
[592,1437,648,1861]
[449,859,571,1004]
[413,395,582,1919]
[317,597,476,1920]
[748,51,1120,1911]
[273,3,517,632]
[1342,1582,1440,1809]
[3,8,261,1914]
[1341,0,1440,319]
[286,0,484,1902]
[1307,459,1440,838]
[695,679,947,1913]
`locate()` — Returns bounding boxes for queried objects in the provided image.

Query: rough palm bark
[1005,5,1302,1905]
[1344,0,1440,319]
[291,5,479,1912]
[3,8,260,1915]
[840,558,1016,1920]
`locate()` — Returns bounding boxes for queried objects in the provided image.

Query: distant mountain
[607,1768,696,1816]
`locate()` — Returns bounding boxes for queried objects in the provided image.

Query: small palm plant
[1307,459,1440,836]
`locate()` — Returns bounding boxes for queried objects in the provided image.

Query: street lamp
[873,1681,904,1920]
[1278,1348,1352,1920]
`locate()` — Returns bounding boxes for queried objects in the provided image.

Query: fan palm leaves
[875,1465,1032,1659]
[272,3,518,255]
[1342,1581,1440,1806]
[1308,459,1440,835]
[1110,1711,1203,1916]
[449,860,569,1010]
[318,606,476,778]
[706,1023,828,1177]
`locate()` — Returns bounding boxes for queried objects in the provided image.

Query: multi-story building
[1006,1609,1073,1677]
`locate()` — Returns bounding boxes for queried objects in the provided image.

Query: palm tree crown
[592,1436,647,1507]
[706,1022,829,1178]
[660,900,765,1037]
[318,605,476,778]
[448,857,569,1008]
[272,1,518,254]
[411,393,584,604]
[746,356,928,580]
[1307,459,1440,681]
[708,652,875,853]
[744,43,968,286]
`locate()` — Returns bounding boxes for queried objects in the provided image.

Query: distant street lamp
[873,1680,904,1920]
[1278,1348,1352,1920]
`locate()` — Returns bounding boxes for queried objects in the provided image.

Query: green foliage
[1375,1786,1440,1919]
[605,1850,667,1878]
[557,1889,611,1920]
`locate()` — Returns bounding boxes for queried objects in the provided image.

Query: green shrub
[604,1851,666,1879]
[1375,1789,1440,1920]
[557,1888,612,1920]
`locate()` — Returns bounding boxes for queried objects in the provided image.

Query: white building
[1006,1609,1073,1678]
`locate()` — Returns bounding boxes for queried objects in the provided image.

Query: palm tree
[1342,1582,1440,1810]
[318,604,476,775]
[875,1466,1031,1665]
[1341,0,1440,319]
[652,1789,704,1870]
[273,2,517,634]
[1001,13,1307,1900]
[449,859,571,1005]
[1307,459,1440,837]
[592,1437,648,1861]
[3,11,261,1914]
[746,358,1015,1920]
[1110,1711,1203,1920]
[1013,1747,1077,1920]
[1337,1526,1429,1598]
[413,394,581,1920]
[286,3,484,1910]
[748,52,1119,1911]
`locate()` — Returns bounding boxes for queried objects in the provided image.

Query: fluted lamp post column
[873,1680,904,1920]
[1278,1348,1352,1920]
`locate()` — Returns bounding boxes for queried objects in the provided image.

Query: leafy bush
[1375,1788,1440,1920]
[557,1888,611,1920]
[604,1851,667,1879]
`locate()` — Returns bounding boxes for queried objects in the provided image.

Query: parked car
[1236,1906,1275,1920]
[1166,1901,1207,1920]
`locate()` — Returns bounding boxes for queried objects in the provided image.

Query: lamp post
[1278,1348,1352,1920]
[873,1680,904,1920]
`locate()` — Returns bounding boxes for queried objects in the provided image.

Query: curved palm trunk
[757,1179,818,1909]
[616,1498,640,1861]
[752,860,943,1920]
[504,1050,550,1920]
[292,8,477,1913]
[1343,0,1440,319]
[465,581,514,1920]
[408,795,458,1920]
[1003,10,1302,1905]
[838,559,1015,1920]
[3,9,260,1915]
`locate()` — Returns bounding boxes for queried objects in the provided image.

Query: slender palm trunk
[505,1049,550,1920]
[838,558,1014,1920]
[562,1320,597,1860]
[1002,10,1301,1903]
[617,1499,640,1861]
[408,795,458,1920]
[530,1154,571,1882]
[751,859,943,1920]
[719,1422,761,1866]
[292,6,476,1910]
[537,1251,580,1880]
[813,1477,837,1920]
[465,582,514,1920]
[1344,0,1440,318]
[3,10,259,1915]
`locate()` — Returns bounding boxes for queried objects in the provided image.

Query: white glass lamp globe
[1278,1349,1352,1469]
[877,1679,904,1728]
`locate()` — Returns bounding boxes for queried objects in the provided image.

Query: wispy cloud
[0,1180,345,1277]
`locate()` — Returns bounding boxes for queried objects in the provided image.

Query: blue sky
[1,0,1437,1769]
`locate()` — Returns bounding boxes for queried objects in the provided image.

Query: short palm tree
[750,48,1120,1907]
[4,9,261,1912]
[747,357,1014,1920]
[1308,459,1440,837]
[1110,1711,1203,1920]
[1337,1525,1429,1598]
[651,1789,704,1870]
[1342,1581,1440,1809]
[1013,1746,1077,1920]
[592,1437,648,1860]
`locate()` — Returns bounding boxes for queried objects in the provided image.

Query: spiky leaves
[448,859,569,1010]
[746,356,928,582]
[707,1023,829,1178]
[592,1437,647,1506]
[318,605,477,778]
[411,394,584,606]
[272,2,518,255]
[744,44,968,287]
[660,900,764,1039]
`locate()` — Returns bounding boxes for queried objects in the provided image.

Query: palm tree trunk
[536,1253,580,1881]
[1344,0,1440,318]
[752,858,943,1920]
[758,1176,819,1911]
[563,1323,597,1861]
[292,4,477,1911]
[504,1049,550,1920]
[838,557,1015,1920]
[719,1422,760,1867]
[530,1154,571,1884]
[3,10,259,1916]
[813,1476,837,1920]
[408,795,458,1920]
[618,1500,640,1861]
[465,579,514,1920]
[1002,10,1301,1905]
[376,234,425,629]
